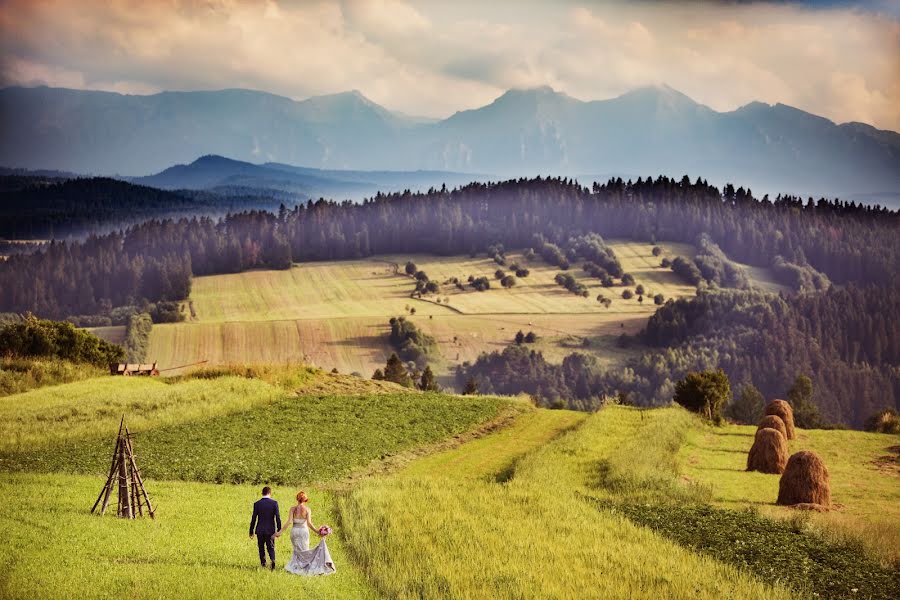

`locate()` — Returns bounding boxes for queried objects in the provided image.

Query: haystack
[757,415,787,440]
[765,399,796,440]
[776,450,830,509]
[747,428,788,474]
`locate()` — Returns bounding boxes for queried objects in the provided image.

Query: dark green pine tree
[419,366,439,392]
[384,353,411,387]
[787,374,823,429]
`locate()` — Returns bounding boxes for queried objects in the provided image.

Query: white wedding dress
[284,518,336,576]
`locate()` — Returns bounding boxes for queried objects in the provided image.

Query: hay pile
[747,428,788,474]
[777,450,830,509]
[757,415,787,440]
[765,399,796,439]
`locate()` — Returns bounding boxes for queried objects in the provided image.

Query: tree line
[458,285,896,428]
[1,175,896,319]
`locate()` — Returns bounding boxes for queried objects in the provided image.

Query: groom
[249,486,282,570]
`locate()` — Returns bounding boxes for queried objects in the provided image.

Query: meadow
[679,420,900,564]
[125,240,781,381]
[0,373,509,485]
[0,364,897,599]
[338,405,900,599]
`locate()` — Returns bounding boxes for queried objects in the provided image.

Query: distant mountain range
[1,84,899,201]
[131,155,485,200]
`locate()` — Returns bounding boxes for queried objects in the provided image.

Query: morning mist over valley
[0,1,897,599]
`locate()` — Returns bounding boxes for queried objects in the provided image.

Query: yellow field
[130,241,780,380]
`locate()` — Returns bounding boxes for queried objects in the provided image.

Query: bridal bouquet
[318,525,332,537]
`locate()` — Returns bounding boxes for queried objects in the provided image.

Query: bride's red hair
[296,491,309,503]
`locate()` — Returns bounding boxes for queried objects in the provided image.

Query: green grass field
[679,420,900,563]
[337,406,793,599]
[0,368,514,599]
[0,365,896,599]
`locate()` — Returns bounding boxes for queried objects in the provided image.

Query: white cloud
[0,0,897,129]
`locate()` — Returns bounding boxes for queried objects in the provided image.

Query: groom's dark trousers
[250,497,282,566]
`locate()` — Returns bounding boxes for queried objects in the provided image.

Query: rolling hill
[2,85,899,202]
[132,154,485,200]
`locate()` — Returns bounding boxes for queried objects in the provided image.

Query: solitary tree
[635,284,645,295]
[652,246,662,256]
[622,289,634,299]
[673,369,731,423]
[372,368,384,380]
[787,374,823,428]
[405,261,417,275]
[524,331,538,343]
[653,293,665,305]
[621,273,635,286]
[515,330,525,344]
[495,269,505,279]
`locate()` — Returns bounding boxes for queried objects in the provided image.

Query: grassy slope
[0,375,507,486]
[0,357,105,398]
[0,376,281,452]
[0,369,514,600]
[679,422,900,563]
[0,473,375,600]
[336,406,792,599]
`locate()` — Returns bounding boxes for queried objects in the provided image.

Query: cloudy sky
[1,0,898,130]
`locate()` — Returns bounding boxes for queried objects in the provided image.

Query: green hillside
[1,368,896,599]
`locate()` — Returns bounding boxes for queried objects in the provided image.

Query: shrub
[124,312,153,362]
[673,370,730,423]
[864,409,900,434]
[0,316,124,366]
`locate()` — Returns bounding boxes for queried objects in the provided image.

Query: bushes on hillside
[124,312,153,362]
[388,316,437,368]
[693,234,750,289]
[0,316,124,366]
[555,273,589,297]
[772,256,830,292]
[670,256,703,286]
[864,409,900,434]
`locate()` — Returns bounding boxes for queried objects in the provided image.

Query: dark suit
[250,497,282,566]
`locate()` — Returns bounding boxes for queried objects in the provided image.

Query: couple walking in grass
[249,486,336,575]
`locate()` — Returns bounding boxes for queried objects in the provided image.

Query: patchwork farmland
[131,240,779,382]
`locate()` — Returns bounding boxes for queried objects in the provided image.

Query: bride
[276,490,336,576]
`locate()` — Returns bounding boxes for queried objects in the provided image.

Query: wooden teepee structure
[91,417,155,519]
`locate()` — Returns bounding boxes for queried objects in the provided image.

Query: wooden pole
[92,434,120,514]
[94,418,125,515]
[125,431,143,517]
[125,426,155,519]
[117,432,132,519]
